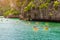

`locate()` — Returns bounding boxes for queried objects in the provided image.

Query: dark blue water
[0,18,60,40]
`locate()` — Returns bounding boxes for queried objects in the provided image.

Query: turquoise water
[0,18,60,40]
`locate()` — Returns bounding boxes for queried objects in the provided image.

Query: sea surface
[0,18,60,40]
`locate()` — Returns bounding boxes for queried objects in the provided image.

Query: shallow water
[0,18,60,40]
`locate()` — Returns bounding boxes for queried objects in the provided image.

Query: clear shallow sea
[0,18,60,40]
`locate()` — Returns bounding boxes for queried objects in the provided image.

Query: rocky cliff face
[0,0,60,21]
[0,0,18,16]
[0,0,9,16]
[19,0,60,21]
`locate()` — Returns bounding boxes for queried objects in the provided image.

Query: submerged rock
[33,26,39,32]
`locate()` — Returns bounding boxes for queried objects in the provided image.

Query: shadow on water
[29,19,60,23]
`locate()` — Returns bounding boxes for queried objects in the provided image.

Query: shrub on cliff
[3,9,19,17]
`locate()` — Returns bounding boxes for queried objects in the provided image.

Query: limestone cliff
[19,0,60,21]
[0,0,18,15]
